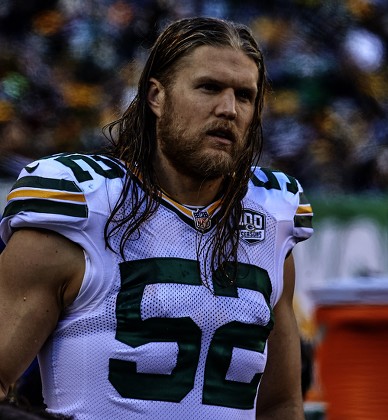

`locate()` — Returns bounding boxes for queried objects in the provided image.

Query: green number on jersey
[251,168,298,194]
[109,257,273,409]
[54,154,124,182]
[109,258,202,402]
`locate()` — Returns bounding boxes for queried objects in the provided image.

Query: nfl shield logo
[192,209,211,231]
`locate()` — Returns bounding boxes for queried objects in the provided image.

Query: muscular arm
[0,228,85,400]
[256,253,304,419]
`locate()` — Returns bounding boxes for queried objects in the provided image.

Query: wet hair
[103,16,268,285]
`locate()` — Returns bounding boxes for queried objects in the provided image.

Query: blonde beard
[157,96,243,180]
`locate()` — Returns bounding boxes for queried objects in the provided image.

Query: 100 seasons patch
[239,209,265,244]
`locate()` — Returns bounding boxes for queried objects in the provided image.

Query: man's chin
[198,155,234,179]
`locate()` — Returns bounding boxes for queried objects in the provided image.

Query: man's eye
[201,84,219,92]
[237,90,254,102]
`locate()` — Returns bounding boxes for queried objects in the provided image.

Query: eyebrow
[194,75,258,95]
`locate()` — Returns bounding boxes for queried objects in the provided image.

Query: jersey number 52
[109,257,273,410]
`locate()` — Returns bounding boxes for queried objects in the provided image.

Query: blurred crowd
[1,0,388,194]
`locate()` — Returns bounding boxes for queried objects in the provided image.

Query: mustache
[204,122,238,143]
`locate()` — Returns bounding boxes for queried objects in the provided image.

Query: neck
[153,157,225,207]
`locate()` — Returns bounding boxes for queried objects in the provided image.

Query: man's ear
[147,77,165,118]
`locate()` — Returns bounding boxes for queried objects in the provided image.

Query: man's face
[152,45,259,180]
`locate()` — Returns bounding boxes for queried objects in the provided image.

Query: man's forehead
[182,44,253,63]
[178,45,259,86]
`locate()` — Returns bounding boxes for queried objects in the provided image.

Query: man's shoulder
[0,152,126,244]
[21,152,126,186]
[247,167,313,240]
[249,166,301,197]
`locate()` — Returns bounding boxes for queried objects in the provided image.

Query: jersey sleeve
[292,178,313,243]
[249,167,313,243]
[0,153,125,247]
[0,155,88,245]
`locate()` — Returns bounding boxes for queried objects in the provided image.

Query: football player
[0,17,313,419]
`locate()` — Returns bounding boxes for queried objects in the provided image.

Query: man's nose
[214,89,237,120]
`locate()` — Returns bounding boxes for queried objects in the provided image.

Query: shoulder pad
[249,167,313,242]
[0,153,125,243]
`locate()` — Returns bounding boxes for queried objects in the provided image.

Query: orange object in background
[314,305,388,420]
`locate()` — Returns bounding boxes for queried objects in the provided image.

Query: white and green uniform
[0,153,313,420]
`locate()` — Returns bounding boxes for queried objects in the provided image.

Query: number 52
[109,257,273,410]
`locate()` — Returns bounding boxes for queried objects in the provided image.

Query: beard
[157,95,246,180]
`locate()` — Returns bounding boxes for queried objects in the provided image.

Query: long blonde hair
[103,17,268,284]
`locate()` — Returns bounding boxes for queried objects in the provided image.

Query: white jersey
[0,153,313,420]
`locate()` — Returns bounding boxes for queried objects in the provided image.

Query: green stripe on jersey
[299,192,310,205]
[294,215,313,228]
[11,176,82,193]
[3,198,88,218]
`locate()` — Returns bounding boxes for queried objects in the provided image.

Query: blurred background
[1,0,388,418]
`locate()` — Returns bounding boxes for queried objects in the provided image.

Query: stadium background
[1,1,388,418]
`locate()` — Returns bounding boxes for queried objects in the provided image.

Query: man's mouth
[207,128,235,143]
